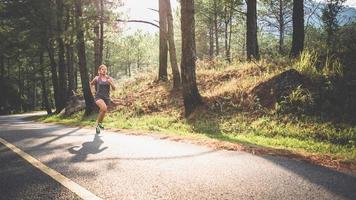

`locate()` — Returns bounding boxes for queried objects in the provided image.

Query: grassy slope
[40,58,356,171]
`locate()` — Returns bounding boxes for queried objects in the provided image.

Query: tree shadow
[201,134,356,200]
[82,149,218,162]
[184,112,356,200]
[68,133,108,162]
[262,155,356,200]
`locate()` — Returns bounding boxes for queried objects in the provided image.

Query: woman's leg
[95,99,107,125]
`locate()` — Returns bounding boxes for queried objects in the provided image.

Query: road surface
[0,112,355,200]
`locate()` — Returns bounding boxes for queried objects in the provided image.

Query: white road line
[0,137,102,200]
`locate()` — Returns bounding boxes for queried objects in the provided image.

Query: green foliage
[293,49,343,81]
[275,86,314,115]
[105,30,159,80]
[293,50,320,80]
[321,0,346,47]
[322,55,343,78]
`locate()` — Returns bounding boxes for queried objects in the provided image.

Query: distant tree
[260,0,293,54]
[321,0,346,48]
[181,0,203,116]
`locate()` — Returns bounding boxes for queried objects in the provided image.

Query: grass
[40,109,356,164]
[38,56,356,170]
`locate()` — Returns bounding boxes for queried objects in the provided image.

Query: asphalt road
[0,112,355,200]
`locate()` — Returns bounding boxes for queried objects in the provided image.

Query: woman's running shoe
[98,123,104,130]
[96,125,101,134]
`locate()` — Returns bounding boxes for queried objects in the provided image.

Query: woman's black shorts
[94,96,111,105]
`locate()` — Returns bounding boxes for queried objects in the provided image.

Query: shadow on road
[68,134,108,162]
[262,155,356,200]
[82,149,218,162]
[191,121,356,199]
[36,127,82,148]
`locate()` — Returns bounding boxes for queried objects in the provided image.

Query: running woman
[90,64,116,134]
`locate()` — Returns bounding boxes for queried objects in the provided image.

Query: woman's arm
[108,77,116,90]
[90,76,98,85]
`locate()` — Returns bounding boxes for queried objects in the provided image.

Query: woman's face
[98,67,107,75]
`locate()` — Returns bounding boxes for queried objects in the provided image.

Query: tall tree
[64,5,76,96]
[159,0,168,81]
[0,54,4,84]
[74,0,95,115]
[181,0,203,117]
[47,1,61,112]
[56,0,68,111]
[290,0,305,58]
[223,0,241,62]
[246,0,259,60]
[99,0,104,66]
[94,0,101,72]
[166,0,181,88]
[93,0,105,74]
[39,50,52,114]
[213,0,220,56]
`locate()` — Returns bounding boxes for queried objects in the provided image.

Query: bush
[275,85,314,115]
[293,50,320,81]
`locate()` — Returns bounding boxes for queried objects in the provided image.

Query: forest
[1,0,356,168]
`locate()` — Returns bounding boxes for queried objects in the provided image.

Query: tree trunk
[246,0,259,60]
[32,62,37,110]
[0,54,4,82]
[224,6,229,62]
[159,0,168,81]
[224,2,233,63]
[278,0,284,54]
[91,0,106,72]
[74,0,95,115]
[93,0,101,76]
[47,12,61,113]
[181,0,203,117]
[290,0,304,58]
[228,1,233,62]
[65,5,76,96]
[39,50,52,114]
[214,1,219,56]
[209,22,214,59]
[7,57,10,79]
[56,0,68,111]
[99,0,104,66]
[74,63,78,90]
[166,0,181,88]
[17,60,23,112]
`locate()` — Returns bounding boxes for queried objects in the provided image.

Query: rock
[250,69,309,108]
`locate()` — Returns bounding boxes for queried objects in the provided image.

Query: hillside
[109,58,356,170]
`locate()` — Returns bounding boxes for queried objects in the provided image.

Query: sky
[120,0,178,34]
[119,0,356,35]
[316,0,356,7]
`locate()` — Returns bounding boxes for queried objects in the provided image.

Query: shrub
[275,86,314,115]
